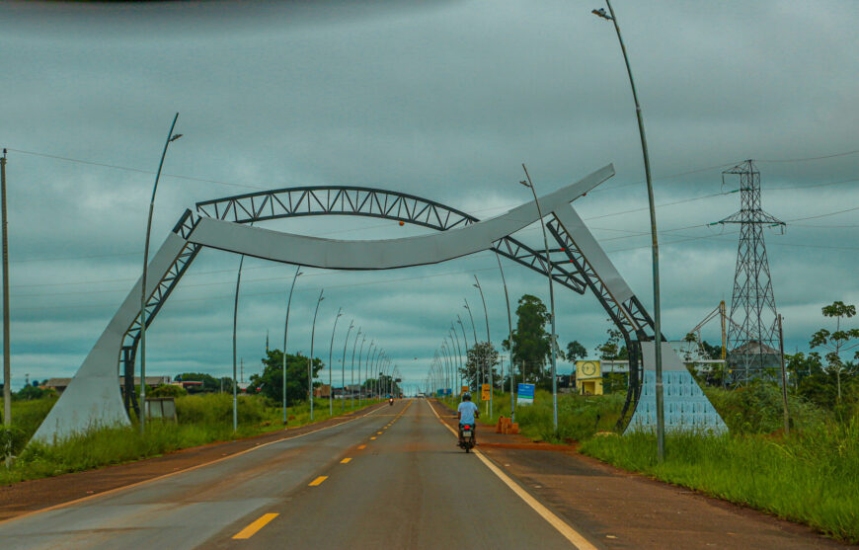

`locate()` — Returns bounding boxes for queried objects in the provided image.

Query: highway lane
[0,400,589,549]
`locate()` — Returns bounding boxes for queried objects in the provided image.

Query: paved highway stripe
[308,476,328,486]
[232,513,279,540]
[427,400,598,550]
[357,444,367,450]
[0,404,392,526]
[340,458,352,464]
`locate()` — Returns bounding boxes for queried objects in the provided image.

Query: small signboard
[481,383,491,401]
[517,383,535,406]
[461,385,470,395]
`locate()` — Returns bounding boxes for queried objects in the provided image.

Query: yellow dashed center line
[370,436,376,440]
[377,431,383,435]
[308,476,328,486]
[232,513,279,540]
[357,444,367,450]
[341,458,352,464]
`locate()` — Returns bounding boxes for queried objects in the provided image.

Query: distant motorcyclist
[457,392,479,446]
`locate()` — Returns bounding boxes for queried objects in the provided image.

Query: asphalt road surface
[2,399,853,550]
[0,399,589,550]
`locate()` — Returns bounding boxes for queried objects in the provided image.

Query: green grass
[0,394,376,485]
[580,421,859,543]
[439,390,624,443]
[442,386,859,542]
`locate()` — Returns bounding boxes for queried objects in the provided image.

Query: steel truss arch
[36,164,724,445]
[124,184,655,426]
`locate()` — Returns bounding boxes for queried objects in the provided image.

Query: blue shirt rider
[457,392,480,445]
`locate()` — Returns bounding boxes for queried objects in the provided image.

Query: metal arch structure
[33,164,725,443]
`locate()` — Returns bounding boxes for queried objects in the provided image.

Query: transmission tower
[717,160,784,384]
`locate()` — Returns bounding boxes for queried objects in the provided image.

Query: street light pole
[463,299,478,398]
[450,327,462,389]
[520,164,558,434]
[357,335,366,402]
[308,289,324,420]
[593,1,664,460]
[474,274,492,418]
[1,150,10,435]
[456,315,469,391]
[140,113,181,434]
[327,307,343,417]
[365,341,376,397]
[350,328,361,409]
[341,320,354,412]
[232,252,246,433]
[495,252,516,423]
[282,266,302,425]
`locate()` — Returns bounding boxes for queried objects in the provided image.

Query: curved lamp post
[139,113,181,434]
[282,266,302,425]
[474,274,492,418]
[327,307,343,416]
[357,335,366,402]
[340,320,354,411]
[456,315,468,391]
[463,299,479,400]
[309,289,324,420]
[520,164,558,434]
[349,328,361,408]
[593,2,664,460]
[495,252,515,422]
[231,251,247,433]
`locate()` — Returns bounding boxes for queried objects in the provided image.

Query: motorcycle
[459,424,475,453]
[388,397,394,406]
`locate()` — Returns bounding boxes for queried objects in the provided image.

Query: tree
[249,349,323,404]
[597,326,627,361]
[149,384,187,398]
[566,341,587,363]
[504,294,552,385]
[810,301,859,408]
[461,341,499,390]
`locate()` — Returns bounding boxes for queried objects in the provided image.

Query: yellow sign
[481,383,491,401]
[576,360,601,379]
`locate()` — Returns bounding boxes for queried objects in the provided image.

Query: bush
[149,384,188,398]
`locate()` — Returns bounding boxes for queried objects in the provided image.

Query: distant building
[43,376,171,396]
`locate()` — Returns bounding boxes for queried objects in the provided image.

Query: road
[0,399,588,550]
[1,398,852,549]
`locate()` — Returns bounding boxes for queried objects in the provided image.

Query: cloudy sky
[1,1,857,393]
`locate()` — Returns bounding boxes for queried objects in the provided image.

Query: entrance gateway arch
[32,165,726,443]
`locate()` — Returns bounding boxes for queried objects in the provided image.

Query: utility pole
[717,160,784,384]
[1,150,10,432]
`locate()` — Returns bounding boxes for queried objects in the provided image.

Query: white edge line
[426,400,599,550]
[1,405,389,525]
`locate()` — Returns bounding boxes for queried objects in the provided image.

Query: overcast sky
[1,1,857,393]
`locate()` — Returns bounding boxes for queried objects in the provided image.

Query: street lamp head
[519,179,531,188]
[592,8,613,20]
[169,133,183,142]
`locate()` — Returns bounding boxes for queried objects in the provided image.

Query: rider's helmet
[462,392,472,401]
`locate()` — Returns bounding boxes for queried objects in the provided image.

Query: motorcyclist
[457,392,480,446]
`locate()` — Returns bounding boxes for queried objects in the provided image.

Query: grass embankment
[438,389,624,442]
[443,385,859,542]
[0,394,375,486]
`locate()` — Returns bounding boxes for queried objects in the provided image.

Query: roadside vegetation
[0,390,376,486]
[435,298,859,542]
